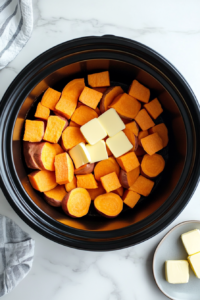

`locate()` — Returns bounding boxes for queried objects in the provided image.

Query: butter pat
[80,118,107,145]
[69,143,91,168]
[98,108,125,137]
[188,252,200,278]
[165,260,189,284]
[106,131,133,158]
[86,140,108,163]
[181,229,200,255]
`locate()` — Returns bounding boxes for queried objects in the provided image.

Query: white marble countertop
[1,0,200,299]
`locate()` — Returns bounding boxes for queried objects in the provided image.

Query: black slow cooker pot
[0,36,200,251]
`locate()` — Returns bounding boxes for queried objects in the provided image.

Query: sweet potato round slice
[141,154,165,178]
[62,188,91,218]
[94,157,120,181]
[94,193,123,218]
[61,126,86,151]
[100,86,123,113]
[44,185,67,207]
[74,163,95,175]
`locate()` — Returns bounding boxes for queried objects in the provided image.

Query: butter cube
[106,131,133,158]
[188,252,200,278]
[165,260,189,284]
[181,229,200,255]
[80,118,107,145]
[98,108,125,137]
[69,143,91,169]
[86,140,108,163]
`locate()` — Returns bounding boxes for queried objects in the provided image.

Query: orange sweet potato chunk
[61,127,86,150]
[144,98,163,119]
[129,175,154,196]
[117,152,140,172]
[55,79,85,119]
[141,154,165,178]
[94,157,120,181]
[135,109,155,130]
[149,123,169,147]
[141,133,163,155]
[65,176,77,192]
[109,93,141,119]
[23,120,44,142]
[123,128,138,151]
[71,105,98,125]
[100,172,121,193]
[128,80,150,103]
[125,121,139,136]
[43,116,66,143]
[53,143,64,155]
[93,87,108,93]
[138,130,149,146]
[79,87,103,109]
[94,193,123,217]
[87,182,105,200]
[113,187,124,197]
[100,86,123,113]
[55,153,74,184]
[41,87,61,110]
[69,120,80,127]
[28,170,57,192]
[34,102,50,120]
[44,185,67,207]
[77,174,98,189]
[88,71,110,87]
[123,190,141,208]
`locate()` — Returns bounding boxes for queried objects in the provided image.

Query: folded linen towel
[0,0,33,69]
[0,215,35,297]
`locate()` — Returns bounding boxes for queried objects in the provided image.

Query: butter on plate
[188,252,200,278]
[181,229,200,256]
[165,260,189,284]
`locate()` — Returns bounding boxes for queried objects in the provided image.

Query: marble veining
[0,0,200,299]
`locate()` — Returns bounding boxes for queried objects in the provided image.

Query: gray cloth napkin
[0,0,33,69]
[0,215,35,297]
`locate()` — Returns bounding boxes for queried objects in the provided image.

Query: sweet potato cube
[94,157,120,181]
[128,80,150,103]
[71,105,98,126]
[100,172,121,193]
[113,187,124,197]
[43,116,66,143]
[65,176,77,192]
[93,87,108,93]
[138,130,149,146]
[125,121,139,136]
[149,123,169,147]
[129,175,154,196]
[23,120,44,142]
[141,133,163,155]
[135,109,155,130]
[123,190,141,208]
[123,128,138,151]
[55,153,74,184]
[117,152,140,172]
[144,98,163,119]
[69,120,80,127]
[28,170,57,192]
[79,87,103,109]
[41,87,61,110]
[77,174,98,189]
[88,71,110,87]
[87,182,106,200]
[34,102,50,120]
[44,185,67,207]
[109,93,141,119]
[55,79,85,119]
[61,127,86,151]
[119,167,140,189]
[53,144,64,155]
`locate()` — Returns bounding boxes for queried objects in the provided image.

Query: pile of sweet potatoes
[23,71,169,218]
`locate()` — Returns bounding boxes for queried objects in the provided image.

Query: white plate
[153,221,200,300]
